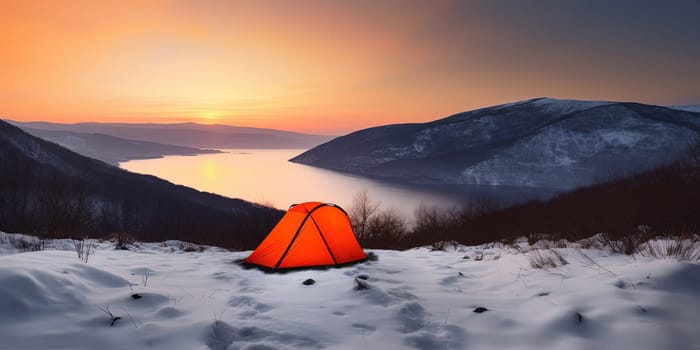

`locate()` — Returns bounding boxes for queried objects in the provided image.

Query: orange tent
[244,202,367,269]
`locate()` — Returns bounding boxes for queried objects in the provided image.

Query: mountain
[0,120,282,248]
[8,121,333,149]
[670,104,700,113]
[19,127,221,165]
[291,98,700,189]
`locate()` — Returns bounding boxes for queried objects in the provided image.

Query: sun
[198,110,220,123]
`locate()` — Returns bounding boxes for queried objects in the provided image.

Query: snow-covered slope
[670,104,700,113]
[1,232,699,350]
[291,98,700,189]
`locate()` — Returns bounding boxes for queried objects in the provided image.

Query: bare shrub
[593,233,645,255]
[6,234,48,252]
[430,240,459,251]
[529,249,569,269]
[527,233,548,246]
[554,240,569,248]
[363,209,407,249]
[183,243,205,252]
[410,204,461,246]
[74,237,95,263]
[349,190,379,243]
[643,237,700,261]
[619,235,645,255]
[577,233,611,250]
[110,232,137,250]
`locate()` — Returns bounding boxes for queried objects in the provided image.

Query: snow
[669,104,700,113]
[488,97,611,115]
[1,232,699,350]
[528,97,611,115]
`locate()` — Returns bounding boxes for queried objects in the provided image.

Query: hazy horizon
[3,0,700,134]
[6,96,700,138]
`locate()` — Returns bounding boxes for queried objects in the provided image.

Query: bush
[363,210,407,249]
[529,249,568,269]
[74,238,95,263]
[349,190,379,244]
[110,232,137,250]
[407,204,462,247]
[183,243,205,252]
[596,233,645,255]
[348,191,409,249]
[6,234,48,252]
[430,240,459,251]
[643,237,700,261]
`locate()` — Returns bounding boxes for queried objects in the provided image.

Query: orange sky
[2,0,699,134]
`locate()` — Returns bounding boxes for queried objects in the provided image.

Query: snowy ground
[1,232,699,350]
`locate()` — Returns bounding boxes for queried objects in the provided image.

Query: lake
[120,149,557,221]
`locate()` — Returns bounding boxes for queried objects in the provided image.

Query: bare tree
[349,190,379,243]
[364,209,407,248]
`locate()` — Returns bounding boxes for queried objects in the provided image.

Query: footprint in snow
[396,302,468,350]
[206,321,323,350]
[228,295,272,319]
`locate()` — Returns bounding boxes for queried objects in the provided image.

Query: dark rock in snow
[354,278,369,290]
[302,278,315,286]
[131,293,142,300]
[473,307,489,313]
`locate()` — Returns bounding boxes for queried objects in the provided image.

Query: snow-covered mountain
[670,104,700,113]
[291,98,700,189]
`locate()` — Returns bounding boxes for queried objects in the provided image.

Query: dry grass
[74,238,95,263]
[110,232,137,250]
[529,249,569,269]
[4,233,48,252]
[642,238,700,261]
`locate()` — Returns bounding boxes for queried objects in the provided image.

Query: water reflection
[120,149,559,220]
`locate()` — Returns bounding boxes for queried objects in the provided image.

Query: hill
[670,104,700,113]
[20,127,220,165]
[9,121,334,149]
[0,120,282,248]
[291,98,700,189]
[400,146,700,248]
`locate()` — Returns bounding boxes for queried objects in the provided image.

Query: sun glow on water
[199,159,221,181]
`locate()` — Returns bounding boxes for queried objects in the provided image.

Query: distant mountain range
[9,121,333,150]
[0,120,281,248]
[16,127,221,165]
[291,98,700,189]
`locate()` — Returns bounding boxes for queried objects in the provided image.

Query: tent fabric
[244,202,367,269]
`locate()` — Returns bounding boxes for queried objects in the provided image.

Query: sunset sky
[2,0,699,134]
